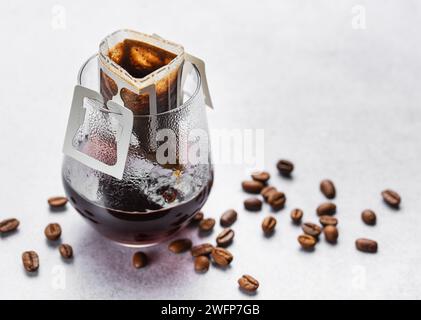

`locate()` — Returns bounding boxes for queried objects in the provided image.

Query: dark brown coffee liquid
[63,174,213,246]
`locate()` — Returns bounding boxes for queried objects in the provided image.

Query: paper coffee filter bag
[98,29,185,115]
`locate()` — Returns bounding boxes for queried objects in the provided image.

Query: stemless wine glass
[62,54,213,247]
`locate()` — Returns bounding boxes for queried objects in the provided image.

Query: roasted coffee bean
[302,222,322,237]
[324,226,338,243]
[242,180,265,194]
[220,209,237,227]
[0,218,20,233]
[191,243,214,257]
[238,275,259,292]
[276,159,294,176]
[356,238,378,253]
[191,211,204,223]
[262,216,277,234]
[44,223,62,241]
[261,186,277,202]
[211,247,233,267]
[251,171,270,183]
[317,202,336,216]
[216,229,235,247]
[319,216,338,227]
[132,251,148,268]
[244,197,262,211]
[298,234,317,250]
[194,256,210,272]
[47,196,68,208]
[59,244,73,259]
[199,218,216,232]
[22,251,39,272]
[268,191,286,210]
[361,209,376,225]
[320,179,336,199]
[168,238,192,253]
[290,209,303,224]
[381,189,401,208]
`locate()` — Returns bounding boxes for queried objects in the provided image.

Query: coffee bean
[361,209,376,225]
[262,216,277,234]
[381,189,401,208]
[191,211,204,223]
[44,223,62,241]
[242,180,265,194]
[302,222,322,237]
[244,197,262,211]
[238,274,259,292]
[277,159,294,176]
[132,251,148,268]
[22,251,39,272]
[356,238,378,253]
[261,186,277,202]
[216,228,235,247]
[324,225,338,243]
[298,234,317,250]
[320,179,336,199]
[220,209,237,227]
[319,216,338,227]
[47,196,68,208]
[251,171,270,183]
[194,256,210,273]
[59,244,73,259]
[191,243,214,257]
[199,218,215,232]
[168,238,192,253]
[211,247,233,267]
[268,191,286,210]
[0,218,20,233]
[290,209,303,224]
[317,202,336,216]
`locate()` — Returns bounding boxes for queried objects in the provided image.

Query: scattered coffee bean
[132,251,148,268]
[302,222,322,237]
[277,159,294,176]
[262,216,277,234]
[191,243,214,257]
[220,209,237,227]
[211,247,233,267]
[168,238,192,253]
[324,225,339,243]
[244,197,262,211]
[47,196,68,208]
[191,211,204,223]
[381,189,401,208]
[59,244,73,259]
[0,218,20,233]
[298,234,317,250]
[194,256,210,273]
[199,218,216,232]
[238,274,259,292]
[268,191,286,210]
[242,180,265,194]
[361,209,376,225]
[317,202,336,216]
[356,238,378,253]
[319,216,338,227]
[251,171,270,183]
[216,228,235,247]
[320,179,336,199]
[22,251,39,272]
[44,223,62,241]
[261,186,277,202]
[290,209,303,224]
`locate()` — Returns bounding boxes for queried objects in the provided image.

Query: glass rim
[77,54,202,118]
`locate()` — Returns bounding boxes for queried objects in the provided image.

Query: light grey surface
[0,0,420,299]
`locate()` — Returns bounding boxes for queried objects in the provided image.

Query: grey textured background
[0,0,420,299]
